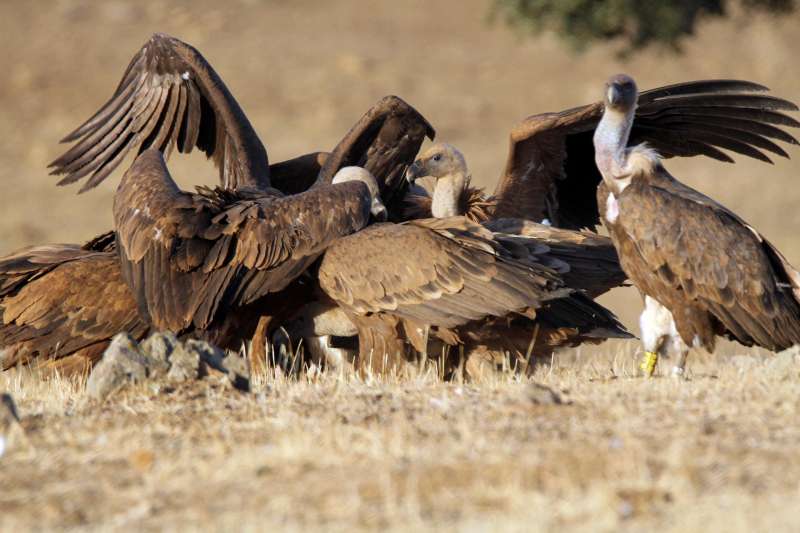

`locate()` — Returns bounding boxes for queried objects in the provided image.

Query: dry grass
[2,1,800,530]
[2,346,800,531]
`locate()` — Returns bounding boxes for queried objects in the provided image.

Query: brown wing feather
[0,247,147,373]
[114,150,371,332]
[493,80,799,230]
[611,167,800,350]
[316,95,435,218]
[50,33,269,191]
[318,217,569,330]
[484,218,627,298]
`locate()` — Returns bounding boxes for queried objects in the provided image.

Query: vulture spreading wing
[493,80,800,229]
[0,233,148,375]
[49,33,270,191]
[113,149,374,333]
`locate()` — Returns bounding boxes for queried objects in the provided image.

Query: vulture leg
[352,314,409,377]
[639,296,687,377]
[250,315,272,376]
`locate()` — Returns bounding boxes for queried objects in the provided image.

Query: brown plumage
[50,33,271,192]
[595,74,800,374]
[317,95,435,219]
[113,150,379,335]
[0,234,148,375]
[318,216,629,374]
[407,81,799,230]
[36,33,436,371]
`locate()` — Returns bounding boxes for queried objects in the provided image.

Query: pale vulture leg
[638,296,689,377]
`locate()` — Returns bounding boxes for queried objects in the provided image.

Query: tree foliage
[492,0,796,54]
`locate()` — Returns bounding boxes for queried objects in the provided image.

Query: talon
[670,365,685,378]
[640,351,658,377]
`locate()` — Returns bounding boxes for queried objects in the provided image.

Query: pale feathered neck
[431,171,470,218]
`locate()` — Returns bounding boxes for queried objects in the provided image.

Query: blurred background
[0,0,798,332]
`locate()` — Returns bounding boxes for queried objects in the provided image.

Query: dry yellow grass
[2,346,800,531]
[1,1,800,530]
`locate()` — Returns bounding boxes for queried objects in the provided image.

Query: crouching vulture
[0,33,434,374]
[315,185,630,376]
[594,74,800,376]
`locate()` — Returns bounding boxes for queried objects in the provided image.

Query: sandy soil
[1,1,800,530]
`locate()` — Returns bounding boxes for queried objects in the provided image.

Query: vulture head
[405,143,468,184]
[332,166,388,221]
[603,74,638,113]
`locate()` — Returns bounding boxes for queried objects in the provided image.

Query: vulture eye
[432,154,442,162]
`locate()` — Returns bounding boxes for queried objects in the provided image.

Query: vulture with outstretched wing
[406,80,799,230]
[594,74,800,376]
[8,33,434,373]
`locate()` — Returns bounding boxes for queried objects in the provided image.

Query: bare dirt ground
[1,1,800,531]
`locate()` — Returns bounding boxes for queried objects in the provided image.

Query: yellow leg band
[640,351,658,377]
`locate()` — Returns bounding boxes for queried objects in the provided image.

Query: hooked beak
[371,198,388,222]
[405,161,423,184]
[606,83,624,108]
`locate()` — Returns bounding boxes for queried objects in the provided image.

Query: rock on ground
[86,332,250,400]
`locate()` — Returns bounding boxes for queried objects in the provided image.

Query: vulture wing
[613,167,800,350]
[493,80,799,229]
[484,218,627,298]
[113,150,372,332]
[317,95,435,217]
[0,242,146,374]
[50,33,270,191]
[317,217,568,330]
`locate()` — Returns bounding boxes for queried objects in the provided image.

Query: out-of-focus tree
[492,0,796,54]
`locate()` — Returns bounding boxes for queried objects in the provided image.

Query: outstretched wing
[114,150,372,332]
[317,95,435,217]
[318,217,568,329]
[615,167,800,350]
[493,80,799,229]
[50,33,270,192]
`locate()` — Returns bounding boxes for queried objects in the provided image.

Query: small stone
[527,383,566,405]
[166,342,201,382]
[86,333,150,400]
[183,339,250,392]
[140,331,180,371]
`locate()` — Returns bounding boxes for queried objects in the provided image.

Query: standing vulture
[594,74,800,376]
[404,81,800,230]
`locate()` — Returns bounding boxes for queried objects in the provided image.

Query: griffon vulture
[316,196,630,376]
[594,74,800,376]
[405,81,800,230]
[403,145,628,375]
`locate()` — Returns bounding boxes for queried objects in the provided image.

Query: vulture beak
[607,82,625,108]
[405,161,422,184]
[371,199,388,222]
